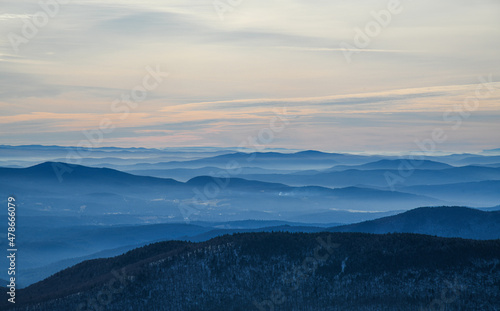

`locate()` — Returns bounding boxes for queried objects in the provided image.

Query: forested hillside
[5,232,500,311]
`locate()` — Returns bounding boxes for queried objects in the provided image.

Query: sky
[0,0,499,153]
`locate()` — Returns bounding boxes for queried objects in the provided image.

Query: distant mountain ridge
[0,162,444,216]
[327,159,453,171]
[236,165,500,188]
[0,161,181,185]
[98,150,385,171]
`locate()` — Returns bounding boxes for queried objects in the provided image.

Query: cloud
[0,0,499,151]
[0,71,62,100]
[160,82,500,113]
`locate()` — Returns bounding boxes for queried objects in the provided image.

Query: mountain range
[1,146,500,302]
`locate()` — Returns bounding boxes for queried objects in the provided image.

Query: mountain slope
[0,161,183,186]
[328,206,500,239]
[5,232,500,310]
[400,180,500,207]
